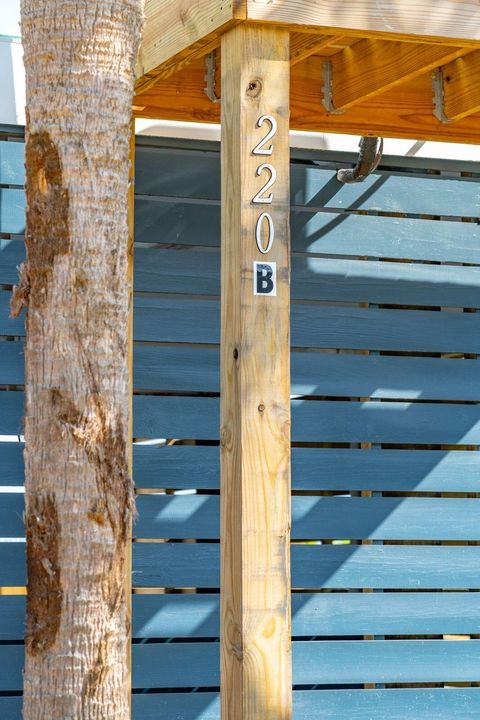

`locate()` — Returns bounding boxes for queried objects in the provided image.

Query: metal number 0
[255,212,275,254]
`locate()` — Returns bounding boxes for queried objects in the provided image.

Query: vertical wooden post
[126,117,135,710]
[220,25,292,720]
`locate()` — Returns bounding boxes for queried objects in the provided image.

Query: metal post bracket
[432,68,452,124]
[204,51,220,103]
[322,61,344,115]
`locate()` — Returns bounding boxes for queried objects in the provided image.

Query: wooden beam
[133,56,480,144]
[135,0,246,93]
[289,32,344,66]
[220,24,291,720]
[442,50,480,120]
[246,0,480,44]
[330,39,468,110]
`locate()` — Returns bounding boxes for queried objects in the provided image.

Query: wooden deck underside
[135,1,480,142]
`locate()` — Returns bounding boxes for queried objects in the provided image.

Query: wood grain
[443,49,480,119]
[245,0,480,44]
[331,39,468,110]
[133,56,480,143]
[220,24,291,720]
[136,0,246,90]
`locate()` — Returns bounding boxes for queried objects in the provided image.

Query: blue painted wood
[3,390,480,445]
[291,689,480,720]
[134,247,480,308]
[133,445,219,489]
[0,698,21,720]
[289,399,480,445]
[0,189,25,234]
[0,494,24,536]
[133,446,480,492]
[0,443,24,485]
[132,689,480,720]
[290,592,480,637]
[293,639,480,684]
[134,198,220,247]
[0,141,24,185]
[132,543,480,590]
[290,165,480,217]
[134,147,220,200]
[0,644,23,690]
[290,212,480,262]
[4,689,480,720]
[0,340,24,385]
[0,542,25,584]
[3,292,480,355]
[134,198,480,264]
[133,693,220,720]
[0,240,24,285]
[133,495,480,541]
[290,353,480,401]
[132,296,480,353]
[130,639,480,688]
[134,344,480,401]
[2,591,477,640]
[134,147,480,217]
[134,396,480,444]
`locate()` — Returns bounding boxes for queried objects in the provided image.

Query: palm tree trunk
[14,2,144,718]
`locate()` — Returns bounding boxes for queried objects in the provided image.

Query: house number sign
[252,114,277,297]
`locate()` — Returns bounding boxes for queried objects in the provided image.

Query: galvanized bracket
[204,51,220,104]
[321,61,344,115]
[432,68,451,123]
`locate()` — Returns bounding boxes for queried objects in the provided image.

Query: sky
[0,0,20,37]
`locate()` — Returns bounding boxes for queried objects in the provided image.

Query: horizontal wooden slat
[4,689,480,720]
[134,396,480,443]
[133,296,480,353]
[132,689,480,720]
[132,543,480,590]
[290,165,480,217]
[135,344,480,401]
[0,189,25,234]
[3,541,480,589]
[131,639,480,688]
[0,141,24,185]
[5,195,480,266]
[135,147,220,199]
[132,591,480,638]
[2,390,480,444]
[0,443,24,485]
[135,199,480,264]
[133,446,480,492]
[134,495,480,541]
[135,396,480,444]
[134,248,480,308]
[0,494,23,536]
[135,147,480,216]
[4,590,476,640]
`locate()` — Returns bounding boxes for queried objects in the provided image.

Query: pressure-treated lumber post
[220,25,292,720]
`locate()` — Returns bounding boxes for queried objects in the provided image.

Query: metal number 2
[252,163,277,204]
[252,115,277,155]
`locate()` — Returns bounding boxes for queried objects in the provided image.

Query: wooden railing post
[220,24,292,720]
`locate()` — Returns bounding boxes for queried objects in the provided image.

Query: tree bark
[14,2,144,718]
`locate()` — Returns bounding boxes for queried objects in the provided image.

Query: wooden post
[220,24,292,720]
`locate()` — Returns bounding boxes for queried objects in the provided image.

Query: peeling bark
[19,2,144,718]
